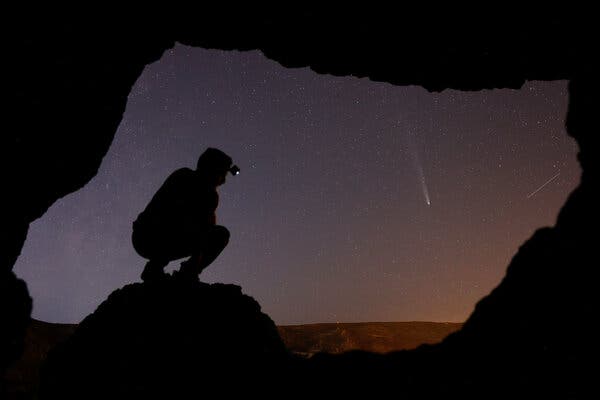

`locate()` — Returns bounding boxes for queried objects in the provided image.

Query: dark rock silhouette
[3,319,76,399]
[39,275,291,398]
[278,321,462,355]
[0,271,31,374]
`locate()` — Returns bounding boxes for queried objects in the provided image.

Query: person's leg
[179,225,230,278]
[197,225,230,270]
[133,225,177,282]
[141,259,169,282]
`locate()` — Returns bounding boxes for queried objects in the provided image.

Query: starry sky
[14,45,580,325]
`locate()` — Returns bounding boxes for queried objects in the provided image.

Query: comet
[408,134,431,206]
[526,172,560,199]
[418,163,431,206]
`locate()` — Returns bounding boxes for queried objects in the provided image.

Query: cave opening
[13,44,580,326]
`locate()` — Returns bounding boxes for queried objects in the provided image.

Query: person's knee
[132,229,151,259]
[213,225,230,245]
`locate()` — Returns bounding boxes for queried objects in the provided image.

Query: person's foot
[177,257,204,281]
[141,260,167,282]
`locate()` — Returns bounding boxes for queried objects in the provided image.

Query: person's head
[196,148,233,186]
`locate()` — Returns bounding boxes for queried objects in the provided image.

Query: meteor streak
[526,172,560,199]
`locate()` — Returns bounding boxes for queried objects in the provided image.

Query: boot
[141,259,167,282]
[177,256,203,281]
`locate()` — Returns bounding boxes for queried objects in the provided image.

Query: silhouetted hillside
[278,321,462,355]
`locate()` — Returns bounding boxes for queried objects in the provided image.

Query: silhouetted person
[132,148,240,282]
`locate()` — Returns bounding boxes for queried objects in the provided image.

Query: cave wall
[2,10,596,371]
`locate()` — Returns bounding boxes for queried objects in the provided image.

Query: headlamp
[229,165,240,176]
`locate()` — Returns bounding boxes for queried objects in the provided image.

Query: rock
[0,271,32,373]
[39,275,291,398]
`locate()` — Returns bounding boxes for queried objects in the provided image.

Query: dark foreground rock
[0,271,31,374]
[39,275,291,398]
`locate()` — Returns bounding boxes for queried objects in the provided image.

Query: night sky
[14,45,580,325]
